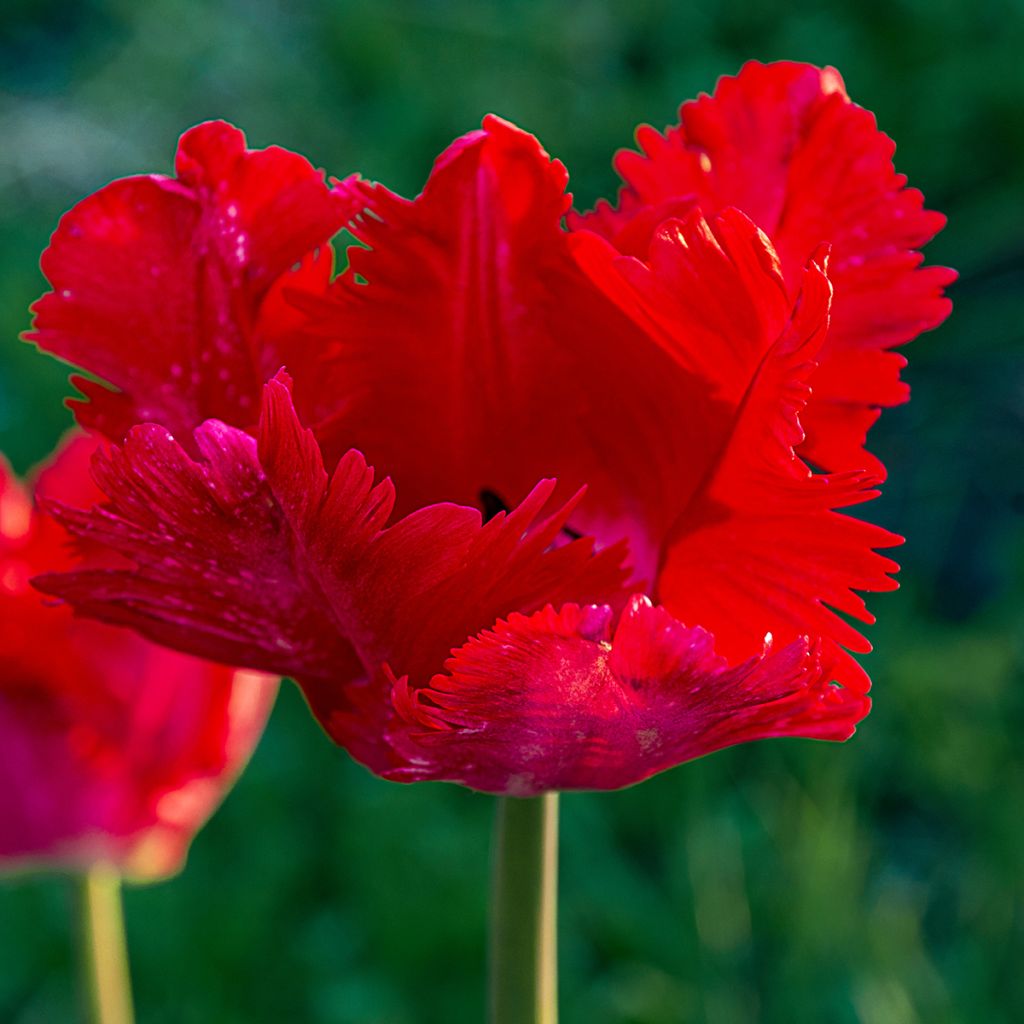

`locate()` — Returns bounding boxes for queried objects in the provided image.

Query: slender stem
[489,793,559,1024]
[77,864,135,1024]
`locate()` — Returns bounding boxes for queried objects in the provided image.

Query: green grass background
[1,1,1022,1021]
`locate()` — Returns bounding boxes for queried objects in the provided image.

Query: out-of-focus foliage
[0,2,1021,1022]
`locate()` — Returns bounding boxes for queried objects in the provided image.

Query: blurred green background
[1,1,1022,1022]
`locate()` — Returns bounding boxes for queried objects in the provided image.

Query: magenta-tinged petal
[386,596,868,794]
[1,439,277,880]
[36,417,368,687]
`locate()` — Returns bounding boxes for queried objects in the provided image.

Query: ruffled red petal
[573,211,901,693]
[303,115,707,583]
[387,596,868,794]
[37,376,630,772]
[570,60,954,473]
[28,121,354,446]
[1,439,277,879]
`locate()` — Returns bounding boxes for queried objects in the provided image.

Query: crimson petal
[28,121,355,445]
[387,596,868,794]
[570,60,955,474]
[573,211,901,693]
[304,115,706,583]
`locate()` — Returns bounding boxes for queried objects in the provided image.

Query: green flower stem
[489,793,559,1024]
[77,864,135,1024]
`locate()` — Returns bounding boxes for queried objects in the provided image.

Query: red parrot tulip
[27,62,951,794]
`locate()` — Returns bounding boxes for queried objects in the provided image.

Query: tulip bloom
[1,435,277,879]
[28,62,951,797]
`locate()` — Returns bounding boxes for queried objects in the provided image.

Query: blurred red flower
[1,436,277,879]
[29,62,951,795]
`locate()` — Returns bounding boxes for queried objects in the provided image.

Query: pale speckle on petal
[636,727,660,752]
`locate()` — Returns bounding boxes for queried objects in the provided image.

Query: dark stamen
[479,489,510,523]
[480,488,584,541]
